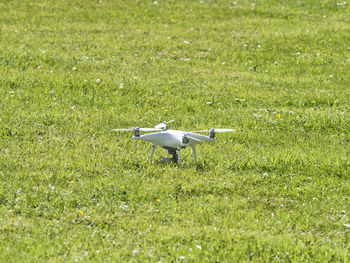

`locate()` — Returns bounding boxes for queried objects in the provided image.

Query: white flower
[153,1,158,4]
[329,75,333,78]
[49,90,54,94]
[96,78,101,83]
[196,245,202,250]
[72,67,77,70]
[119,83,124,88]
[184,40,190,44]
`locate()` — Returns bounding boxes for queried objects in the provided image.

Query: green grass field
[1,0,350,261]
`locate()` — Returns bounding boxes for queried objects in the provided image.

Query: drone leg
[191,144,197,164]
[177,146,181,164]
[149,144,157,162]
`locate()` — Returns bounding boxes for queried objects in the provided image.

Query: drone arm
[149,144,157,162]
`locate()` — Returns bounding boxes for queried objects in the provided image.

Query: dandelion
[276,113,281,118]
[79,210,84,215]
[164,109,168,112]
[120,186,125,189]
[156,198,161,202]
[296,116,300,119]
[24,28,27,32]
[96,78,101,83]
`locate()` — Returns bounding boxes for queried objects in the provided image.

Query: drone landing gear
[150,145,197,165]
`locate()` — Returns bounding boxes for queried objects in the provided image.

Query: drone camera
[209,128,215,139]
[134,127,141,137]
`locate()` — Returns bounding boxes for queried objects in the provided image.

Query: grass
[1,0,350,261]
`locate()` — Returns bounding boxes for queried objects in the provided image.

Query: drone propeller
[190,128,236,133]
[112,128,162,132]
[154,120,174,129]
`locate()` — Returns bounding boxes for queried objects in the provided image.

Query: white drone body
[113,120,235,164]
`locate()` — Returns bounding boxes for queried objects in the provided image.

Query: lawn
[0,0,350,261]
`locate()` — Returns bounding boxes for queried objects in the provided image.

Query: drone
[112,120,235,164]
